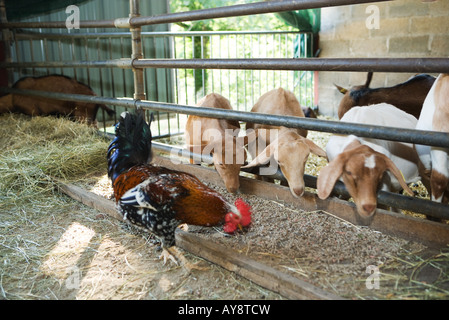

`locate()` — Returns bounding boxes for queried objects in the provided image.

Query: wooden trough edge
[54,178,344,300]
[153,155,449,249]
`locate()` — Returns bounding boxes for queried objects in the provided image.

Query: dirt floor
[1,114,449,300]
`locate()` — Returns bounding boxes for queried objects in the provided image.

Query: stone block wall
[317,0,448,117]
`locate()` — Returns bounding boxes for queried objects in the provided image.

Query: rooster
[107,109,252,269]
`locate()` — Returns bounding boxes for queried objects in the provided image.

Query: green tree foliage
[170,0,295,32]
[170,0,296,96]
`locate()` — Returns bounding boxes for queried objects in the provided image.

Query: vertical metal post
[0,0,13,86]
[129,0,145,101]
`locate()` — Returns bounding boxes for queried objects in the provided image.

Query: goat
[0,75,114,125]
[335,72,436,119]
[415,73,449,204]
[243,88,326,198]
[0,93,13,114]
[185,93,247,194]
[317,103,418,222]
[302,106,317,118]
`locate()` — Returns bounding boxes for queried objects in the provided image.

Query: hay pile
[0,114,109,299]
[0,114,110,220]
[0,114,108,194]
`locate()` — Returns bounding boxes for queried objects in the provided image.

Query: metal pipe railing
[13,30,309,40]
[1,87,448,149]
[152,141,449,221]
[0,0,392,29]
[2,58,449,74]
[0,59,133,69]
[133,58,449,73]
[130,0,391,27]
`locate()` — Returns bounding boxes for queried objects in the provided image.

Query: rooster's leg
[160,246,208,272]
[159,247,179,265]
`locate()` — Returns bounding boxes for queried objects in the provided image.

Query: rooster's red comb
[223,198,252,234]
[234,198,252,227]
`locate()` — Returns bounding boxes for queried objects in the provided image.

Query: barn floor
[1,114,448,300]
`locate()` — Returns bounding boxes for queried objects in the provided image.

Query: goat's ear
[382,154,415,197]
[317,154,346,199]
[334,84,348,94]
[242,142,277,168]
[303,138,327,158]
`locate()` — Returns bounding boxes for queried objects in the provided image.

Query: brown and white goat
[0,75,114,125]
[185,93,247,194]
[416,73,449,203]
[317,103,418,222]
[335,72,436,119]
[243,88,326,198]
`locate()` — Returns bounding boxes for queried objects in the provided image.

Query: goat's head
[243,130,326,198]
[335,72,373,119]
[317,144,414,220]
[204,134,247,194]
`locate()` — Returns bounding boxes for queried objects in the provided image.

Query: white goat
[317,103,417,219]
[415,73,449,203]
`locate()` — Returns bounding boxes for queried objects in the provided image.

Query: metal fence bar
[0,0,392,29]
[3,58,449,73]
[131,0,392,27]
[133,58,449,73]
[2,87,448,149]
[13,30,307,41]
[0,59,132,69]
[0,20,115,29]
[139,100,449,148]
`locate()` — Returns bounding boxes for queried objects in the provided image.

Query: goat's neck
[342,136,362,152]
[360,87,408,106]
[279,126,308,138]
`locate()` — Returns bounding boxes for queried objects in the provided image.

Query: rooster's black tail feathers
[107,109,153,183]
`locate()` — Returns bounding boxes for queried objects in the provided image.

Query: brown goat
[302,106,317,118]
[335,72,436,119]
[243,88,326,198]
[185,93,247,194]
[0,75,114,125]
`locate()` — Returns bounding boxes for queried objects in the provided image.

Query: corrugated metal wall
[8,0,173,122]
